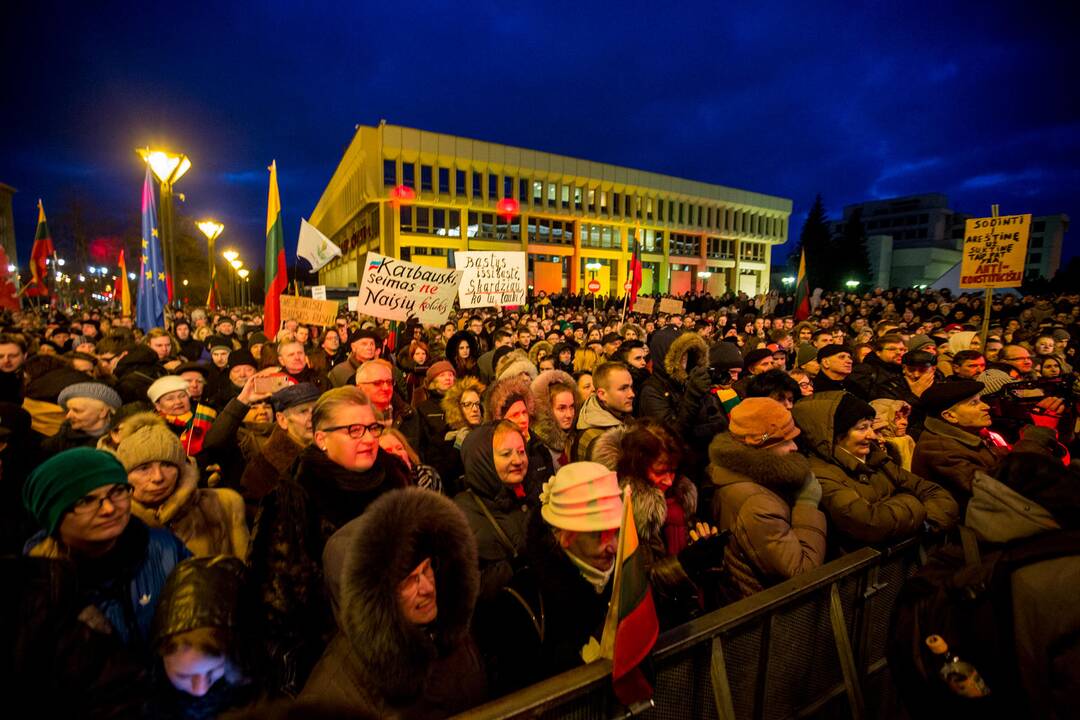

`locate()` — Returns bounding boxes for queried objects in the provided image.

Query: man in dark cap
[328,328,381,388]
[733,347,775,398]
[240,382,321,523]
[812,345,854,393]
[911,379,1008,508]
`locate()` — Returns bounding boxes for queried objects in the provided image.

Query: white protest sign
[347,296,359,313]
[356,252,461,324]
[456,251,526,308]
[310,285,327,300]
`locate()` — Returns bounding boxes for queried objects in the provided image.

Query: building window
[402,163,415,189]
[642,229,663,253]
[1029,252,1042,263]
[574,187,583,210]
[504,176,513,199]
[600,191,608,214]
[399,205,462,237]
[706,237,734,259]
[580,223,619,249]
[739,242,765,262]
[658,199,665,222]
[1034,220,1046,232]
[561,184,570,209]
[669,232,701,257]
[547,182,556,208]
[533,180,543,205]
[588,188,596,213]
[1030,236,1043,248]
[612,192,621,217]
[383,159,397,186]
[456,169,466,195]
[472,172,482,199]
[467,211,520,242]
[488,173,498,198]
[646,198,654,221]
[438,167,449,193]
[420,165,433,192]
[527,217,575,245]
[519,178,528,202]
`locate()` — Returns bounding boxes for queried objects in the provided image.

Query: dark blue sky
[3,1,1076,275]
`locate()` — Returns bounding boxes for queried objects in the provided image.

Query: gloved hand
[794,474,822,507]
[678,523,728,577]
[686,365,712,397]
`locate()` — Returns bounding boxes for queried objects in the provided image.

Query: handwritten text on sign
[960,214,1031,289]
[279,295,339,327]
[457,251,526,308]
[356,252,461,324]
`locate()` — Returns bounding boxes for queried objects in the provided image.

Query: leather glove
[794,474,822,507]
[686,365,712,397]
[677,531,728,577]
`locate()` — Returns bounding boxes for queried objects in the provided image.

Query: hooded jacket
[639,331,708,435]
[572,392,628,462]
[791,391,959,551]
[911,416,1006,504]
[848,349,903,401]
[530,370,581,463]
[446,331,481,378]
[304,489,485,717]
[453,423,534,599]
[441,376,486,431]
[113,346,167,405]
[707,432,825,598]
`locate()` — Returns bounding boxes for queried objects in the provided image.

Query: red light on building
[496,197,520,219]
[389,185,416,207]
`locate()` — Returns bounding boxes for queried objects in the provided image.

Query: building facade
[831,193,1069,287]
[0,183,16,267]
[310,123,792,298]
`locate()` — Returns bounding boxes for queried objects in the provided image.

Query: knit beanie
[147,375,189,403]
[425,360,456,383]
[23,448,129,536]
[227,348,257,370]
[795,343,818,368]
[114,413,187,472]
[709,340,744,370]
[728,397,800,448]
[977,368,1016,396]
[907,333,937,353]
[832,393,876,438]
[540,461,623,532]
[57,382,123,410]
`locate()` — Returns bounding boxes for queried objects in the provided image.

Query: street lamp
[138,147,191,308]
[238,268,250,306]
[197,220,224,302]
[781,276,795,286]
[227,256,243,306]
[845,280,860,289]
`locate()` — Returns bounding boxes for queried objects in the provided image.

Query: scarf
[163,403,217,456]
[563,548,615,594]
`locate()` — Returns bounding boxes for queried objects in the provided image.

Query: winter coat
[416,391,454,479]
[112,346,167,405]
[41,421,106,454]
[639,332,709,437]
[911,416,1006,506]
[25,517,191,652]
[327,355,361,389]
[129,457,249,558]
[442,376,486,431]
[812,371,854,394]
[454,423,535,599]
[304,489,485,718]
[239,425,305,524]
[530,370,581,470]
[246,444,410,695]
[791,392,959,552]
[572,393,629,462]
[22,396,66,437]
[848,352,903,401]
[473,509,614,697]
[707,432,826,599]
[446,331,481,379]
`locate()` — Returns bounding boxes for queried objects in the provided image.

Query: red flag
[629,237,643,307]
[793,248,811,321]
[117,250,131,316]
[0,246,20,310]
[27,199,55,298]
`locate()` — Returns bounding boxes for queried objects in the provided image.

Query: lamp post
[230,260,243,307]
[698,270,712,293]
[223,250,239,307]
[238,268,250,306]
[138,148,191,308]
[197,220,224,306]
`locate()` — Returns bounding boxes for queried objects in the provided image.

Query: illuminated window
[588,188,596,213]
[574,187,583,210]
[533,180,543,205]
[561,185,570,209]
[547,182,556,208]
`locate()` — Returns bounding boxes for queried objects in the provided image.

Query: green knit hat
[23,448,129,536]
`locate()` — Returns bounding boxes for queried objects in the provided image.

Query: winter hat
[152,556,246,648]
[495,349,537,381]
[795,343,818,368]
[921,380,984,418]
[271,382,322,413]
[205,335,233,352]
[23,448,129,536]
[147,375,189,403]
[540,461,623,532]
[742,348,774,371]
[977,368,1016,396]
[907,333,937,353]
[491,345,514,372]
[227,348,257,370]
[1052,328,1071,343]
[832,393,876,438]
[114,412,187,471]
[174,361,211,378]
[57,382,123,410]
[946,331,978,356]
[728,397,800,448]
[817,344,850,363]
[709,341,744,371]
[247,331,269,348]
[902,350,936,367]
[425,360,456,383]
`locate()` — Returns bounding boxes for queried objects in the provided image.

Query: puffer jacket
[911,416,1006,504]
[708,432,826,598]
[639,331,709,437]
[305,489,485,717]
[129,457,249,559]
[792,391,959,552]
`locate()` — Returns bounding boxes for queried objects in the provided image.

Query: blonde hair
[573,347,600,373]
[312,386,372,431]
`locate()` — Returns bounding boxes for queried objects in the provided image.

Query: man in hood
[573,362,634,462]
[639,331,710,437]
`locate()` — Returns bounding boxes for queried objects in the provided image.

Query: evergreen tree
[796,194,834,291]
[836,207,873,287]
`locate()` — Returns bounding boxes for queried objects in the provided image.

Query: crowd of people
[3,284,1078,717]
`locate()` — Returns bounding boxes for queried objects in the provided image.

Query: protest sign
[347,296,359,313]
[310,285,327,300]
[280,295,339,327]
[659,298,684,315]
[960,214,1031,289]
[456,251,526,308]
[356,252,461,324]
[632,297,655,314]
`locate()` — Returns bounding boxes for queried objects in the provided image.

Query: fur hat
[495,349,537,382]
[113,412,187,471]
[540,461,623,532]
[728,397,800,448]
[147,375,189,403]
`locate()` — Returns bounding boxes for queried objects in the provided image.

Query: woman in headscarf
[869,398,916,470]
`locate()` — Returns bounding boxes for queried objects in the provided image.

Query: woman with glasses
[22,447,191,652]
[246,386,410,696]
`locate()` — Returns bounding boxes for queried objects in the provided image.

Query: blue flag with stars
[136,166,167,331]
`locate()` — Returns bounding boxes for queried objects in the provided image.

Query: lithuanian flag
[117,249,131,316]
[264,160,288,335]
[600,484,659,706]
[27,200,55,298]
[793,248,811,321]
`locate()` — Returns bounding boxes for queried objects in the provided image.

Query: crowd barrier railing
[454,538,924,720]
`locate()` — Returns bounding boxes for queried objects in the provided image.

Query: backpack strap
[467,489,519,558]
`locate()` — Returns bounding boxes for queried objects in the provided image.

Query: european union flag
[135,166,167,331]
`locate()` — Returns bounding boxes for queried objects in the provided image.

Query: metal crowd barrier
[455,538,924,720]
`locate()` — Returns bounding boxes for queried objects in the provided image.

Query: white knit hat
[540,462,623,532]
[147,375,190,403]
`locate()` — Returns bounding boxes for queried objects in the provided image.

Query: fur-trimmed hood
[485,374,535,423]
[708,432,812,491]
[445,330,480,363]
[336,488,479,702]
[530,369,581,453]
[495,348,537,382]
[442,376,486,430]
[128,455,203,525]
[664,332,709,386]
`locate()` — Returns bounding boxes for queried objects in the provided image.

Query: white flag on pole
[297,218,342,272]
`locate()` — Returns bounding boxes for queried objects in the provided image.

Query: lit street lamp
[138,147,191,308]
[845,280,860,289]
[197,220,224,303]
[238,268,250,306]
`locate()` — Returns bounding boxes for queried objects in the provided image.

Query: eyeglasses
[402,557,439,591]
[460,400,481,410]
[797,381,813,390]
[70,484,132,516]
[321,422,384,439]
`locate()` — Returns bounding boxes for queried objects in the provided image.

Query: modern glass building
[310,122,792,297]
